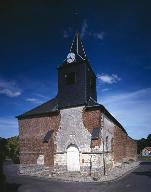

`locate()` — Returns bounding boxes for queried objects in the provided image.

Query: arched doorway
[67,145,80,171]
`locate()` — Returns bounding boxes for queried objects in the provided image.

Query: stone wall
[18,113,60,166]
[54,106,92,172]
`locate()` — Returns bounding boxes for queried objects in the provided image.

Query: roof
[144,147,151,151]
[17,98,127,135]
[17,96,58,119]
[70,32,87,60]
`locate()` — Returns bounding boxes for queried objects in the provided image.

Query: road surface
[3,161,151,192]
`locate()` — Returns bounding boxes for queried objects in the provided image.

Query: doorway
[67,145,80,171]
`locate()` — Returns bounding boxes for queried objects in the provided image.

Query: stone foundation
[19,164,53,176]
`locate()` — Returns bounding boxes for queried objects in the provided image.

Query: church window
[65,72,76,85]
[91,128,100,140]
[43,130,54,143]
[111,138,114,151]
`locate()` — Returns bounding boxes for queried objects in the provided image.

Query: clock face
[67,52,75,63]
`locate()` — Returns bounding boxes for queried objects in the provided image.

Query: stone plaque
[37,155,44,165]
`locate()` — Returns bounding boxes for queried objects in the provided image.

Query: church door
[67,145,80,171]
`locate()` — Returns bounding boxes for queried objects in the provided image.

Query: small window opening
[65,72,76,85]
[90,77,96,88]
[106,136,109,151]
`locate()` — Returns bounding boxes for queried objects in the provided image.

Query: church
[17,33,137,177]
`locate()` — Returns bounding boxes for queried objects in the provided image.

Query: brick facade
[19,113,60,166]
[113,125,137,163]
[82,108,101,148]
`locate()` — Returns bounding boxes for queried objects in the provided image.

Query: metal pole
[102,139,106,175]
[101,113,106,176]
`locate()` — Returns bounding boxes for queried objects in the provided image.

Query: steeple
[69,32,87,61]
[57,32,97,109]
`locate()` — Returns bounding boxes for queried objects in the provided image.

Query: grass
[138,156,151,161]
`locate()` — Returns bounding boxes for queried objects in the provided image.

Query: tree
[137,134,151,154]
[6,136,19,163]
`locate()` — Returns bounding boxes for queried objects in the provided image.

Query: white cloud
[97,73,121,84]
[63,27,73,38]
[0,117,18,138]
[102,88,110,92]
[34,93,49,99]
[98,88,151,139]
[63,20,104,41]
[94,32,104,40]
[25,98,43,104]
[81,19,88,38]
[0,79,21,97]
[63,30,69,38]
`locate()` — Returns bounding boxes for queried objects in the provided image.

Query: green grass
[138,156,151,161]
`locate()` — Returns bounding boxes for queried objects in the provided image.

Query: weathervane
[73,8,80,33]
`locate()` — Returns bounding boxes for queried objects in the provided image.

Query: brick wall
[82,108,101,147]
[82,108,101,132]
[126,136,137,160]
[113,126,137,163]
[18,113,60,166]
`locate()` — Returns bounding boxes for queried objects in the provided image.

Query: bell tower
[57,33,97,109]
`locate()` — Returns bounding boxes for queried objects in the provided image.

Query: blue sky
[0,0,151,139]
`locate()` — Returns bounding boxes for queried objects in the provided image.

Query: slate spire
[70,32,87,60]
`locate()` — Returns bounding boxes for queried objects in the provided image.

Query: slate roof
[70,32,87,60]
[17,96,58,119]
[17,98,127,136]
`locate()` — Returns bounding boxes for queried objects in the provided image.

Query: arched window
[106,136,109,151]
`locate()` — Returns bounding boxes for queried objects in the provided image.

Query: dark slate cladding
[91,128,100,140]
[43,130,54,143]
[17,96,58,119]
[57,60,97,109]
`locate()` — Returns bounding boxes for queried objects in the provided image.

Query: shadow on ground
[6,183,21,192]
[133,170,151,178]
[140,161,151,166]
[133,161,151,178]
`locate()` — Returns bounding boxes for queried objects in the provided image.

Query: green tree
[6,136,19,163]
[137,134,151,154]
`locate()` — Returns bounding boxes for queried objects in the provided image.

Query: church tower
[58,33,97,109]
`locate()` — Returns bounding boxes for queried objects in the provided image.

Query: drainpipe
[102,138,106,176]
[90,139,92,176]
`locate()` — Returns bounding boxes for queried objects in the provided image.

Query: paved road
[4,161,151,192]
